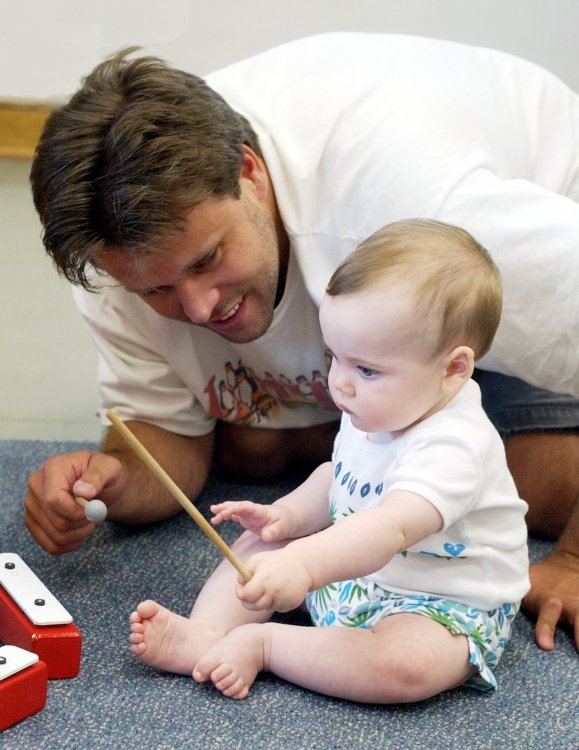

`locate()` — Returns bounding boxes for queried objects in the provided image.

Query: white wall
[1,0,578,100]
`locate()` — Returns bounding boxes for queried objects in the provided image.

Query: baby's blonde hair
[326,219,502,359]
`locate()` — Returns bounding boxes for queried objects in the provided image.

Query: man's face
[95,181,284,344]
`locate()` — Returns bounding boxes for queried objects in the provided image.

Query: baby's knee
[367,629,471,702]
[371,651,435,702]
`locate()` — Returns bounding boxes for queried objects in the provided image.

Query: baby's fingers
[210,510,233,526]
[212,500,253,517]
[236,582,273,612]
[210,502,241,525]
[210,501,234,516]
[261,517,289,543]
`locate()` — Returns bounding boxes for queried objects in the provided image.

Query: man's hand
[24,450,124,555]
[24,422,213,555]
[235,548,313,613]
[523,550,579,651]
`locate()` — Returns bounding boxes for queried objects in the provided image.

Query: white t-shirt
[74,32,579,433]
[207,33,579,397]
[329,379,530,610]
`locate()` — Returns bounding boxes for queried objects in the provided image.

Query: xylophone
[0,553,82,730]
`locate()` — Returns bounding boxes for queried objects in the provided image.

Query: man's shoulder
[206,32,510,84]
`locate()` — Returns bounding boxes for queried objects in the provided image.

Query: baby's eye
[357,365,377,378]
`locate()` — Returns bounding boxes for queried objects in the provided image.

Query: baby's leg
[194,612,474,702]
[193,623,268,699]
[130,531,287,675]
[190,531,288,628]
[129,600,224,674]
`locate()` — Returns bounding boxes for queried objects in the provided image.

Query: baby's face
[319,287,449,436]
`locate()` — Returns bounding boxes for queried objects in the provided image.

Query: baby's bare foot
[192,623,270,699]
[129,599,224,675]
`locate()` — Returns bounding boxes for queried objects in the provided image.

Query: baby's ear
[442,346,475,394]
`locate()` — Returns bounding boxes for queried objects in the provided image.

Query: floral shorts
[305,578,520,691]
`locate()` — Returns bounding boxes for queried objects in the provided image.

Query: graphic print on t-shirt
[204,359,336,425]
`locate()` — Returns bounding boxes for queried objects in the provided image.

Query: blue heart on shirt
[444,543,465,557]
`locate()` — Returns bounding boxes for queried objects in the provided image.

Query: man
[25,34,579,651]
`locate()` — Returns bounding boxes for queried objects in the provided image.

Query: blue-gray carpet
[0,440,577,749]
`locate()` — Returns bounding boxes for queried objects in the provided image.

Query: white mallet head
[83,499,108,524]
[75,497,108,523]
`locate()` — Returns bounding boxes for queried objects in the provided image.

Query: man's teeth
[220,302,241,321]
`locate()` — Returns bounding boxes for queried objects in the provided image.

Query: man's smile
[217,298,242,322]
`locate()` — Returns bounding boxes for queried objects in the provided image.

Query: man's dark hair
[30,48,261,288]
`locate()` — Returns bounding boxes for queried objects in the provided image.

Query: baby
[129,219,529,702]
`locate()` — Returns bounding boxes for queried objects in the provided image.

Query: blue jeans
[473,369,579,438]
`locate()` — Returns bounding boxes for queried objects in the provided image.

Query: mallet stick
[106,410,252,582]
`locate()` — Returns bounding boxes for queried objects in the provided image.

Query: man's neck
[269,188,290,306]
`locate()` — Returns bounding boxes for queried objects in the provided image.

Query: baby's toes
[211,663,238,691]
[192,660,212,683]
[222,678,250,700]
[129,621,144,636]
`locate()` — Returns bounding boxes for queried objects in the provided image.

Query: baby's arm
[237,489,443,612]
[293,489,443,588]
[211,461,333,543]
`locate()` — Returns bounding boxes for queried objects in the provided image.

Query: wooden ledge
[0,101,54,159]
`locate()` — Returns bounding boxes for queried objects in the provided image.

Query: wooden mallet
[106,410,252,582]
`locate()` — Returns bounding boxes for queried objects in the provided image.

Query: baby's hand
[210,500,297,543]
[236,548,312,613]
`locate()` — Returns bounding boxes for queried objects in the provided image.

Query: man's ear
[239,145,269,200]
[441,346,475,395]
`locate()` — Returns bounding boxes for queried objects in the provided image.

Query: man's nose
[177,279,220,325]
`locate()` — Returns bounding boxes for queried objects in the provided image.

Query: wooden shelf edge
[0,102,55,160]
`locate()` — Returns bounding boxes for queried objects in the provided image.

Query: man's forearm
[556,494,579,557]
[101,421,214,524]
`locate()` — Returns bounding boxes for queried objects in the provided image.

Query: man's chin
[210,317,273,344]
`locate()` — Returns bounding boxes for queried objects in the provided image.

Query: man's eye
[140,287,168,298]
[194,248,219,270]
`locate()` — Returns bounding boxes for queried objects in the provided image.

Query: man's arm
[100,421,214,523]
[24,421,214,554]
